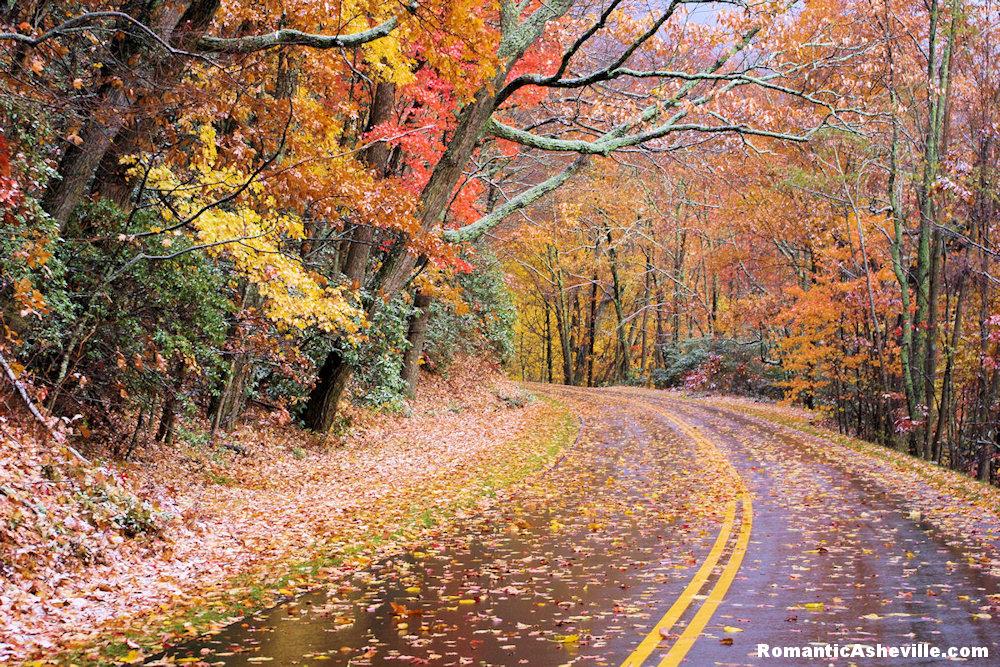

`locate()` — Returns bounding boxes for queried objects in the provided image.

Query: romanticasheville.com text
[756,643,990,660]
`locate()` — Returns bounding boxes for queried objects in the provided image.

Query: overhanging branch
[444,155,589,242]
[1,6,412,55]
[195,12,405,53]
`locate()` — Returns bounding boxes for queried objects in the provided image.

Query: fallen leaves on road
[149,387,733,666]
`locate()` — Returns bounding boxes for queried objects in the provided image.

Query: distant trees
[2,0,848,448]
[505,0,1000,484]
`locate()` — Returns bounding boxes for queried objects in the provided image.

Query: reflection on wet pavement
[149,388,1000,666]
[149,391,728,665]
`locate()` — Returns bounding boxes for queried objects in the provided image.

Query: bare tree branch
[0,6,413,55]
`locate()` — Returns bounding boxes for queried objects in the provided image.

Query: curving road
[149,387,1000,666]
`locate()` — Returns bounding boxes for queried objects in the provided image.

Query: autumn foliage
[1,0,999,658]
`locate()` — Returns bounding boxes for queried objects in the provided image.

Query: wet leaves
[151,388,730,665]
[12,386,1000,665]
[3,366,571,663]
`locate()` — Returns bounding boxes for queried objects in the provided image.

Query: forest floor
[0,360,577,665]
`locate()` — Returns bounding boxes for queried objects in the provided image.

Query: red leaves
[0,136,24,221]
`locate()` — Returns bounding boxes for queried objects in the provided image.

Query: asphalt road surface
[149,387,1000,666]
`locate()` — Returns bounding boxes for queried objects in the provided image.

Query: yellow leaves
[722,625,744,633]
[136,126,363,336]
[119,649,144,664]
[363,32,416,86]
[197,123,218,167]
[802,602,825,611]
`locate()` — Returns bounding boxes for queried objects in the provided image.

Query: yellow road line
[620,499,737,667]
[537,386,753,666]
[658,494,753,666]
[613,397,752,666]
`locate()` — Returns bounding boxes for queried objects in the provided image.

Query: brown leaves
[2,360,557,662]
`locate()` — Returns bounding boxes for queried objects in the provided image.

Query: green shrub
[425,249,515,373]
[651,337,784,398]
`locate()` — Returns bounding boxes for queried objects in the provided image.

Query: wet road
[149,388,1000,666]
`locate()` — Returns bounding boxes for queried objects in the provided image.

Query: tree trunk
[42,0,222,225]
[672,226,687,346]
[585,269,598,387]
[303,348,352,433]
[302,82,396,431]
[606,226,629,381]
[377,81,503,298]
[544,299,554,383]
[156,358,186,445]
[309,3,576,420]
[639,247,652,383]
[209,284,262,437]
[401,290,432,396]
[933,270,965,464]
[343,82,397,287]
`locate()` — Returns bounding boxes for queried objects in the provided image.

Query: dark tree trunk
[343,82,397,287]
[42,89,130,225]
[586,270,598,387]
[401,290,432,396]
[544,299,553,383]
[209,349,254,435]
[156,358,186,444]
[303,82,396,431]
[606,227,629,381]
[303,348,352,433]
[208,284,262,437]
[42,0,222,225]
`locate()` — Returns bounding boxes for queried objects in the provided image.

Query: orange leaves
[390,601,423,617]
[13,277,48,318]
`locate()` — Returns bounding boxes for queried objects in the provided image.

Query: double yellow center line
[537,385,753,665]
[620,404,753,667]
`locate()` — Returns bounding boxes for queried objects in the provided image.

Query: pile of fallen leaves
[1,358,555,662]
[0,416,176,638]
